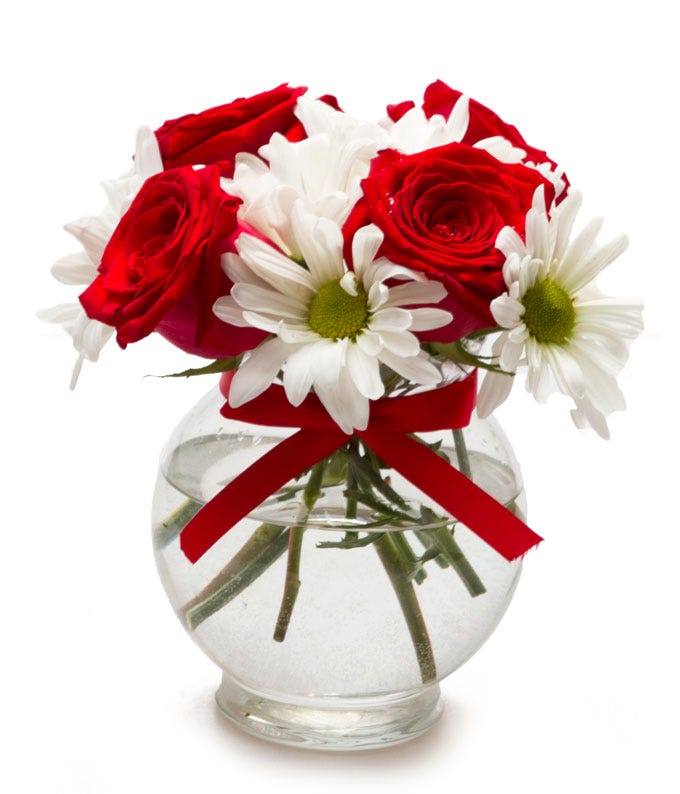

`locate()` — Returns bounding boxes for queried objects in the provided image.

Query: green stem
[358,443,410,508]
[390,531,427,585]
[413,531,449,570]
[183,526,290,630]
[153,498,203,550]
[273,459,326,642]
[344,439,359,541]
[452,429,473,481]
[375,533,437,684]
[422,526,486,597]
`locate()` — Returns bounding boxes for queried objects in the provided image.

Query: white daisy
[214,217,452,434]
[222,99,385,258]
[477,186,643,439]
[39,127,163,387]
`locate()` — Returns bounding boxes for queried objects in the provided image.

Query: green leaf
[157,355,243,379]
[317,532,385,549]
[425,339,513,374]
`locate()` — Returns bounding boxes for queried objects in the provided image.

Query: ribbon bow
[179,372,542,563]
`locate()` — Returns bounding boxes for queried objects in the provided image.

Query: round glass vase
[152,384,525,751]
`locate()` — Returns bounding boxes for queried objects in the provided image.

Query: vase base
[215,674,443,751]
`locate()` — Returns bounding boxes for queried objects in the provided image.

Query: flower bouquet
[42,81,642,750]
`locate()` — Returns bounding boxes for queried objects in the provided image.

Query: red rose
[344,144,554,339]
[80,165,265,357]
[387,79,564,181]
[155,84,307,177]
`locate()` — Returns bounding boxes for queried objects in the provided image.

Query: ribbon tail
[179,428,348,563]
[360,429,542,562]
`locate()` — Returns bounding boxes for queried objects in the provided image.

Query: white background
[2,1,677,791]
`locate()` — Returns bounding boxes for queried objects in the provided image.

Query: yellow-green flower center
[308,279,369,340]
[522,279,576,344]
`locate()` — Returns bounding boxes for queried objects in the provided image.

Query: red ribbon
[179,372,542,564]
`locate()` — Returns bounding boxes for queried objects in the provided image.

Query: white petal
[445,94,470,142]
[64,217,111,265]
[499,338,524,372]
[229,339,293,407]
[371,260,425,285]
[557,217,603,278]
[383,280,448,307]
[231,283,307,319]
[279,326,319,344]
[356,330,384,356]
[477,370,515,418]
[369,307,412,332]
[308,339,346,385]
[292,209,344,287]
[496,226,526,260]
[525,339,556,402]
[532,184,547,213]
[551,190,582,263]
[559,234,629,295]
[367,281,389,310]
[347,344,384,400]
[575,299,644,338]
[315,378,364,434]
[543,344,586,400]
[340,271,359,296]
[51,251,97,285]
[77,316,114,361]
[240,310,286,335]
[37,302,81,324]
[283,347,316,406]
[407,307,453,331]
[69,354,85,390]
[213,296,250,327]
[237,235,315,297]
[490,293,524,328]
[351,224,384,281]
[378,349,441,386]
[508,323,530,344]
[475,136,525,164]
[525,208,551,265]
[134,126,163,178]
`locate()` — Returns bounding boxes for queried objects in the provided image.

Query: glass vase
[152,384,525,751]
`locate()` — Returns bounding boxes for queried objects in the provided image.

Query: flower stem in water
[182,524,290,630]
[452,428,472,480]
[374,533,437,684]
[153,497,203,550]
[273,459,327,642]
[422,526,486,597]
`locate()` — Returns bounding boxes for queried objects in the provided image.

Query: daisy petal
[356,330,383,356]
[496,226,526,260]
[477,370,515,418]
[293,209,344,286]
[347,343,384,400]
[378,349,441,386]
[213,296,250,327]
[369,307,412,332]
[231,283,307,319]
[407,307,453,331]
[283,347,315,406]
[490,294,524,328]
[229,339,293,407]
[560,234,629,295]
[51,251,97,285]
[383,280,447,307]
[351,224,384,280]
[237,234,315,296]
